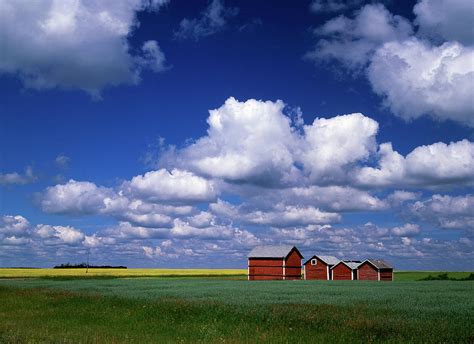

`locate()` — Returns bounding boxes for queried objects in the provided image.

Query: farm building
[248,245,303,280]
[357,259,393,281]
[303,255,339,280]
[331,261,360,280]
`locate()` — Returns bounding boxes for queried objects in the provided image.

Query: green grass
[394,270,473,281]
[0,277,473,343]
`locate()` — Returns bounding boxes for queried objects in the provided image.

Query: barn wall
[332,264,352,280]
[304,258,329,280]
[248,259,284,267]
[358,263,378,280]
[380,269,393,281]
[285,250,302,280]
[248,258,283,280]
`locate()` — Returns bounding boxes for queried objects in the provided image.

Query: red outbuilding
[331,261,360,280]
[357,259,393,281]
[303,255,339,280]
[248,245,303,280]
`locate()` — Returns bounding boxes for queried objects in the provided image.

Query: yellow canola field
[0,268,247,278]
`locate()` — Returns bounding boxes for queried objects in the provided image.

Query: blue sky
[1,0,473,270]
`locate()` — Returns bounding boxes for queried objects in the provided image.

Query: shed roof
[363,259,393,270]
[248,245,303,259]
[304,255,339,266]
[331,260,360,270]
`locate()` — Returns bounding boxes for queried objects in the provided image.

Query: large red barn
[303,255,339,280]
[357,259,393,281]
[331,261,360,280]
[248,245,303,280]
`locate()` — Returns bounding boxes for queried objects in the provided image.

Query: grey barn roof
[304,255,339,266]
[345,262,361,270]
[365,259,393,269]
[318,255,340,265]
[248,245,300,258]
[331,261,360,270]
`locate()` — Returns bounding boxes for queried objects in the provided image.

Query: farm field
[1,275,473,343]
[0,268,247,278]
[1,268,472,280]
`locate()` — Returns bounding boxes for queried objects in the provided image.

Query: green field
[1,271,473,343]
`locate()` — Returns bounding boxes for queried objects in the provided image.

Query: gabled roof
[362,259,393,270]
[248,245,303,259]
[304,255,339,266]
[331,260,360,270]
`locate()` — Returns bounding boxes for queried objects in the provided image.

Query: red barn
[248,245,303,280]
[357,259,393,281]
[331,261,360,280]
[303,255,339,280]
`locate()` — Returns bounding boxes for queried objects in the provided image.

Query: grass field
[0,272,473,343]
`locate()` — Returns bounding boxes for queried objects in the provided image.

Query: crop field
[0,272,473,343]
[0,268,247,278]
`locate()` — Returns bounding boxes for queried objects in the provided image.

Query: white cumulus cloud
[0,0,168,96]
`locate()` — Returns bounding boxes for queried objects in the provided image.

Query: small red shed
[357,259,393,281]
[331,261,360,280]
[248,245,303,280]
[303,255,339,280]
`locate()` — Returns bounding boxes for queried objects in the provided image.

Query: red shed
[357,259,393,281]
[331,261,360,280]
[303,255,339,280]
[248,245,303,280]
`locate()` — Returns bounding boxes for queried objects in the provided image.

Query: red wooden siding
[248,259,284,280]
[249,259,284,267]
[380,270,393,281]
[285,250,302,280]
[358,262,378,280]
[357,262,393,281]
[248,248,302,280]
[332,263,352,280]
[304,257,329,280]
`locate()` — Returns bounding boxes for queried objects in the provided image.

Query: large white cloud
[301,113,378,182]
[35,224,85,244]
[307,2,474,127]
[307,4,413,70]
[356,139,474,187]
[0,215,30,236]
[160,98,383,187]
[41,180,120,214]
[162,97,301,186]
[368,39,474,126]
[125,168,217,203]
[414,0,474,45]
[0,0,168,96]
[40,177,197,227]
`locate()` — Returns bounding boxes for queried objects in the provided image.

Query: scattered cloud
[55,154,71,169]
[0,167,36,185]
[174,0,238,41]
[2,96,472,268]
[0,0,169,96]
[410,194,474,231]
[310,0,365,13]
